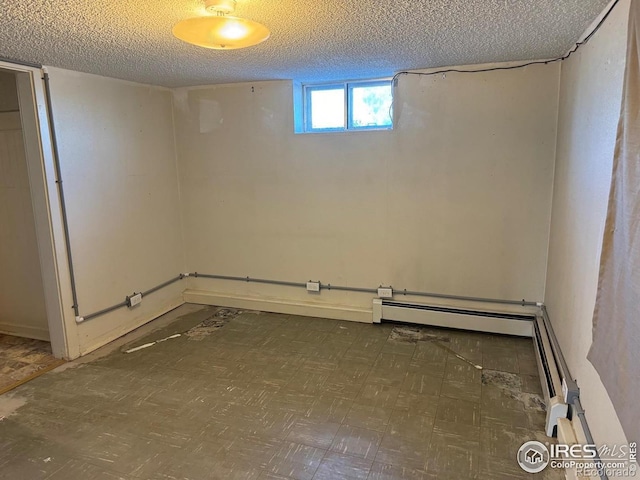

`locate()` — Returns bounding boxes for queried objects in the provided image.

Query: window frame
[304,83,347,133]
[347,80,394,131]
[302,79,394,134]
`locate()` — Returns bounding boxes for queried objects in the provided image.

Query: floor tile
[264,442,325,480]
[285,419,341,449]
[312,452,372,480]
[46,459,133,480]
[431,419,481,450]
[424,441,481,479]
[386,409,434,442]
[394,391,439,416]
[440,378,481,402]
[353,383,400,409]
[302,395,353,424]
[329,424,383,459]
[374,433,430,471]
[368,462,437,480]
[401,371,442,396]
[343,404,394,432]
[444,357,482,383]
[0,306,551,480]
[482,348,520,373]
[435,397,481,426]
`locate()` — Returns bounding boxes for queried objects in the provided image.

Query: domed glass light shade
[173,2,269,50]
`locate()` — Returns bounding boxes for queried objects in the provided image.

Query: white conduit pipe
[191,272,539,307]
[76,271,540,324]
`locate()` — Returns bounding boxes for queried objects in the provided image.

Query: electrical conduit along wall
[46,68,185,355]
[0,70,49,340]
[173,62,559,315]
[545,0,631,449]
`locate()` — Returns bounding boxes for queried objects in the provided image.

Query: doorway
[0,69,49,340]
[0,61,72,368]
[0,69,62,393]
[0,68,65,392]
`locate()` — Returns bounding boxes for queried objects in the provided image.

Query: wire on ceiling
[391,0,622,85]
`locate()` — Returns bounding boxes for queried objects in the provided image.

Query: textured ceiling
[0,0,611,88]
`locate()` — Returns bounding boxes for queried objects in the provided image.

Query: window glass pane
[309,87,345,130]
[350,84,393,128]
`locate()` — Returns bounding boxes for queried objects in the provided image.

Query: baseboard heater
[534,308,580,437]
[372,299,534,337]
[373,299,578,437]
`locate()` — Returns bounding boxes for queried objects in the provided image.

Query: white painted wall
[174,63,560,314]
[545,0,630,450]
[0,76,49,340]
[46,68,185,355]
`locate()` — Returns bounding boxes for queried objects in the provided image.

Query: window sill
[294,127,394,135]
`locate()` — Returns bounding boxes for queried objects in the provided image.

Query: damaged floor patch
[122,307,240,353]
[482,369,546,412]
[520,392,547,412]
[482,369,522,390]
[0,393,27,421]
[389,325,450,344]
[0,334,65,394]
[390,325,482,370]
[185,308,242,340]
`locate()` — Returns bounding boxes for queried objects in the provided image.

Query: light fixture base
[173,15,270,49]
[205,0,236,14]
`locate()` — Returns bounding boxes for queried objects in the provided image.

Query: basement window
[295,80,393,133]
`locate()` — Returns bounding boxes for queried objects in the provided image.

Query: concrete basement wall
[545,0,631,451]
[0,70,49,340]
[174,63,560,316]
[46,68,185,356]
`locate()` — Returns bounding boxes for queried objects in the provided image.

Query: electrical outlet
[128,293,143,307]
[377,287,393,299]
[306,281,320,292]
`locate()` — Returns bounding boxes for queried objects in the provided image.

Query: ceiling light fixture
[173,0,270,50]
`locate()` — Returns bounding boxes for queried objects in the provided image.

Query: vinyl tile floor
[0,305,563,479]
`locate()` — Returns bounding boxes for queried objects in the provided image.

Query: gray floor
[0,305,562,479]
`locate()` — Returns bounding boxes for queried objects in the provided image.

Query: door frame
[1,61,76,359]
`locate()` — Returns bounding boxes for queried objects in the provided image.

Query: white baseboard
[0,323,50,341]
[78,298,186,356]
[183,289,372,323]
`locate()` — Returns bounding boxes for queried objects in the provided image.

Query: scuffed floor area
[0,334,62,395]
[0,305,563,479]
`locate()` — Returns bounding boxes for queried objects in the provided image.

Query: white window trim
[304,83,347,133]
[347,80,394,131]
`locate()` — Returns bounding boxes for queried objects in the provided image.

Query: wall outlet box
[306,281,321,292]
[377,287,393,299]
[128,293,143,307]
